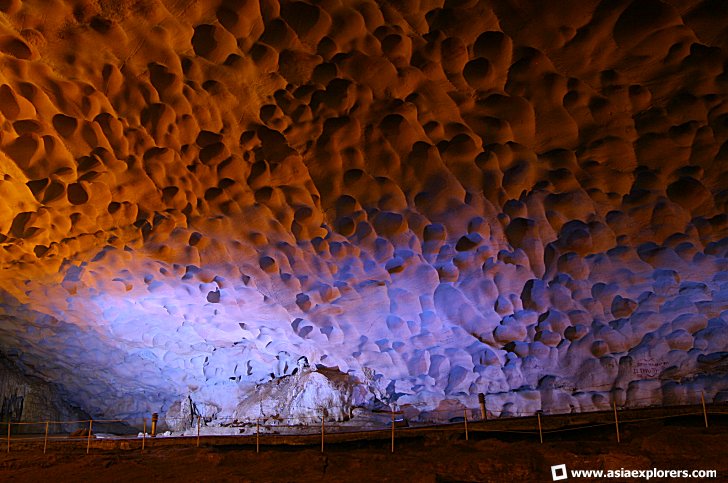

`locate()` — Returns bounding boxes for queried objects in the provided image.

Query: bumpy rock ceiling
[0,0,727,420]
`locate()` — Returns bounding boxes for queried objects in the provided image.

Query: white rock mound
[233,366,358,425]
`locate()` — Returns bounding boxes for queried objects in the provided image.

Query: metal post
[478,393,487,420]
[151,413,158,438]
[537,411,543,444]
[701,391,708,428]
[44,421,49,454]
[196,416,201,447]
[613,400,620,443]
[464,408,469,441]
[86,419,93,454]
[391,408,395,454]
[256,419,260,453]
[142,419,146,452]
[321,409,325,453]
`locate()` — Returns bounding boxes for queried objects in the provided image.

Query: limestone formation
[0,0,725,424]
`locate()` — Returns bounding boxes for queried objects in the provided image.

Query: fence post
[142,419,146,452]
[321,409,325,453]
[613,400,620,443]
[151,413,158,438]
[701,391,708,428]
[478,393,487,420]
[464,408,469,441]
[6,421,10,453]
[86,419,93,454]
[390,408,395,454]
[536,411,543,444]
[44,421,49,454]
[196,416,201,447]
[256,419,260,454]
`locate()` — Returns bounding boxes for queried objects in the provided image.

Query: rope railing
[2,407,721,430]
[5,419,127,425]
[1,400,719,430]
[1,393,723,455]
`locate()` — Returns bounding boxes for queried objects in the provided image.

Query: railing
[1,390,724,455]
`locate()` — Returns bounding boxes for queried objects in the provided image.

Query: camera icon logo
[551,464,568,481]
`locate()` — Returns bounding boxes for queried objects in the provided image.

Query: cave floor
[0,414,726,482]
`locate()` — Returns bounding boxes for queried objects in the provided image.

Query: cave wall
[0,0,725,421]
[0,352,88,432]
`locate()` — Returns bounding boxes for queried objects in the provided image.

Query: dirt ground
[0,415,725,482]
